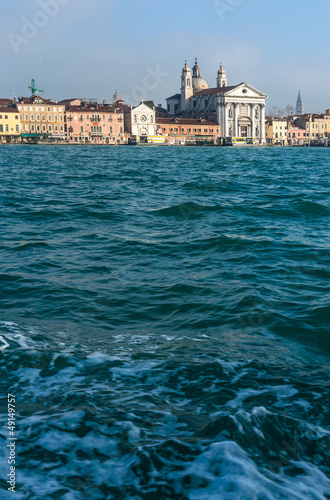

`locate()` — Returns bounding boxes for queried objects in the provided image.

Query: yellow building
[295,111,330,141]
[0,105,21,143]
[17,95,66,142]
[265,119,287,145]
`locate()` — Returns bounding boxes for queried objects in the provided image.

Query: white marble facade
[130,102,156,137]
[167,61,268,144]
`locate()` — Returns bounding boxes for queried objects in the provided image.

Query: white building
[125,101,156,142]
[166,59,268,144]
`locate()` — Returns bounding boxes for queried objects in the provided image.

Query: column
[251,103,255,139]
[234,103,238,137]
[260,104,266,144]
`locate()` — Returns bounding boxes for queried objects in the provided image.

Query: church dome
[192,76,210,91]
[192,58,209,91]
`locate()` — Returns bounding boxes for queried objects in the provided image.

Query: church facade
[166,59,268,144]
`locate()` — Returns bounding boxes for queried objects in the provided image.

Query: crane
[28,79,44,96]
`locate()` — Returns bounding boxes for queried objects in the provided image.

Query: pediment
[225,83,268,99]
[133,103,155,114]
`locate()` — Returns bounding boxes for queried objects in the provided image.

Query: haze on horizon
[1,0,329,114]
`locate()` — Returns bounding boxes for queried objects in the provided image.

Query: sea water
[0,145,329,499]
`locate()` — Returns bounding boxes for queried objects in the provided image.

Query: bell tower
[181,60,193,112]
[217,63,227,88]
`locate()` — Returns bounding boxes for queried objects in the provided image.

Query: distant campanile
[296,89,304,115]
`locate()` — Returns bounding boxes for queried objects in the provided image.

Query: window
[54,125,58,132]
[210,129,213,133]
[134,115,137,123]
[5,125,9,132]
[80,126,84,133]
[181,128,184,132]
[54,115,58,121]
[25,114,28,121]
[193,128,197,132]
[187,128,191,133]
[54,107,57,112]
[36,115,40,121]
[60,115,63,122]
[48,125,52,131]
[42,125,46,131]
[120,126,123,134]
[110,126,113,134]
[60,126,63,132]
[30,114,34,121]
[103,115,105,121]
[36,125,40,131]
[162,128,166,132]
[25,124,29,131]
[174,128,178,132]
[0,125,2,132]
[5,115,8,119]
[204,129,208,133]
[169,128,173,132]
[16,125,19,132]
[48,115,51,122]
[198,129,201,132]
[31,125,35,131]
[15,115,18,120]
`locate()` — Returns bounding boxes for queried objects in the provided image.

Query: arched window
[150,116,153,123]
[0,125,3,132]
[110,126,113,134]
[80,126,84,133]
[187,79,190,86]
[120,126,123,134]
[5,125,9,132]
[69,126,73,134]
[134,115,137,123]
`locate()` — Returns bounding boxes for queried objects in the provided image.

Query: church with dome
[166,59,268,144]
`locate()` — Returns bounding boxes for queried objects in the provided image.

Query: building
[156,117,219,144]
[294,112,330,141]
[287,126,307,145]
[125,102,156,143]
[65,100,125,144]
[166,59,268,144]
[296,89,304,115]
[265,118,288,145]
[17,95,66,142]
[0,105,21,143]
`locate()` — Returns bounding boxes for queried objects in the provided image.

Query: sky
[1,0,329,113]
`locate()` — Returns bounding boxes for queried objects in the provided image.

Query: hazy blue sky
[1,0,329,112]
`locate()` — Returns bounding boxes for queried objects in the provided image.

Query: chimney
[103,99,106,105]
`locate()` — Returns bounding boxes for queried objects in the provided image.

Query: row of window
[306,123,328,129]
[0,125,19,133]
[162,127,218,133]
[0,115,19,120]
[68,126,123,134]
[67,114,122,122]
[21,114,63,122]
[27,124,64,132]
[19,106,63,113]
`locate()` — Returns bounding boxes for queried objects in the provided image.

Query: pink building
[287,126,306,145]
[66,102,125,144]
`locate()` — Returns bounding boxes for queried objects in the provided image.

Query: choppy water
[0,145,329,500]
